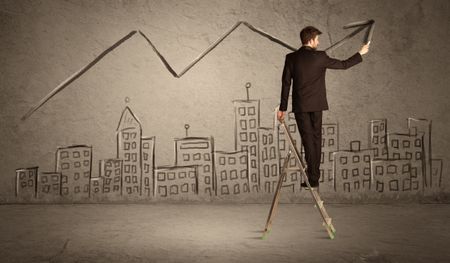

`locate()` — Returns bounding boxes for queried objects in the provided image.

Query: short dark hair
[300,26,322,45]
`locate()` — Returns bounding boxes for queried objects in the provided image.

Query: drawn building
[56,145,92,201]
[320,123,339,192]
[387,131,425,189]
[371,159,421,196]
[258,127,279,193]
[333,141,375,193]
[175,137,214,196]
[37,172,61,201]
[407,118,432,187]
[154,166,198,200]
[277,112,302,193]
[233,99,260,193]
[142,136,156,197]
[214,150,250,196]
[369,119,388,159]
[431,159,443,189]
[15,167,38,201]
[100,159,123,198]
[90,176,103,195]
[117,106,142,197]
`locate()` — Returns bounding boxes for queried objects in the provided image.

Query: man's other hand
[359,42,370,55]
[277,111,286,121]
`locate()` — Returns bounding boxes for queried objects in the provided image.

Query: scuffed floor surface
[0,203,449,262]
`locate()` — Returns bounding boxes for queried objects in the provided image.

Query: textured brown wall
[1,0,449,202]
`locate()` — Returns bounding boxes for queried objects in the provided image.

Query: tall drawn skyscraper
[233,99,260,193]
[319,123,339,192]
[369,119,388,159]
[258,127,279,193]
[142,136,156,197]
[174,137,214,197]
[214,150,250,197]
[56,145,92,201]
[117,106,142,198]
[100,159,123,199]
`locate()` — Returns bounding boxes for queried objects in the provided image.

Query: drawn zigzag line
[21,20,374,121]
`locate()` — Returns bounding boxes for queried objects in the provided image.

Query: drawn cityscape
[15,95,444,202]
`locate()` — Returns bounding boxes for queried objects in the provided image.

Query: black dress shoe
[301,181,319,188]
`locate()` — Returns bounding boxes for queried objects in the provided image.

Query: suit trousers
[294,111,322,183]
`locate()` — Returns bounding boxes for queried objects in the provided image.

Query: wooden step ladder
[262,119,336,240]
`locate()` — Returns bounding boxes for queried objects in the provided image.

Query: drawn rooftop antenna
[185,124,190,137]
[245,82,252,101]
[21,20,375,121]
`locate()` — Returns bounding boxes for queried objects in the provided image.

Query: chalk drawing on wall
[21,20,376,121]
[15,167,38,202]
[369,119,388,159]
[142,137,156,197]
[37,172,62,202]
[100,159,123,199]
[174,136,215,197]
[372,159,421,197]
[319,123,339,193]
[258,127,279,193]
[333,141,375,193]
[117,106,142,198]
[154,165,199,201]
[214,150,251,197]
[56,145,92,201]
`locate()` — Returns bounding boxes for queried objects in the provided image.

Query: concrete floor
[0,203,449,263]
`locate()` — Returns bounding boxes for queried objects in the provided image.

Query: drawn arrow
[21,20,375,121]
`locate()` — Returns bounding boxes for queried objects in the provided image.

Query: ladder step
[322,217,332,226]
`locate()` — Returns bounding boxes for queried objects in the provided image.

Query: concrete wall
[1,0,449,203]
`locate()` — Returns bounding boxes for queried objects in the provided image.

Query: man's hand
[359,42,370,55]
[277,111,286,122]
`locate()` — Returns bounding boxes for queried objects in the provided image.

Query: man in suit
[278,26,370,188]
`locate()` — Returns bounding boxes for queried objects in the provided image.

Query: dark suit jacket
[279,46,363,113]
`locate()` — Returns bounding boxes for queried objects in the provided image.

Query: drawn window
[143,142,149,149]
[132,142,137,149]
[270,148,276,159]
[415,139,421,147]
[183,154,190,162]
[352,168,359,177]
[249,119,256,129]
[122,133,130,140]
[84,150,90,157]
[240,169,247,179]
[262,134,267,145]
[251,159,257,168]
[84,171,90,178]
[271,164,277,176]
[179,172,186,179]
[60,151,69,159]
[392,139,399,148]
[181,183,189,193]
[205,176,211,185]
[341,169,348,179]
[74,162,81,168]
[329,152,334,162]
[364,155,370,162]
[132,176,138,183]
[289,124,296,133]
[320,152,324,164]
[250,145,256,155]
[132,153,137,162]
[268,134,273,144]
[387,165,397,174]
[73,151,80,158]
[405,152,412,159]
[238,107,246,116]
[327,127,335,135]
[248,107,256,115]
[230,170,238,180]
[229,157,236,165]
[168,172,176,180]
[193,153,201,161]
[340,156,348,165]
[157,172,165,181]
[83,160,90,167]
[61,163,70,170]
[415,152,422,160]
[240,155,247,164]
[124,142,130,150]
[204,165,210,173]
[158,186,167,197]
[373,125,379,133]
[220,171,227,181]
[233,184,240,194]
[372,136,379,144]
[125,153,131,161]
[240,132,248,142]
[240,120,247,130]
[204,153,210,161]
[188,171,196,178]
[51,174,59,182]
[41,176,48,184]
[131,165,136,173]
[403,140,410,148]
[353,155,360,163]
[328,139,335,147]
[219,157,226,165]
[170,185,178,195]
[363,168,370,176]
[321,139,325,147]
[402,164,410,173]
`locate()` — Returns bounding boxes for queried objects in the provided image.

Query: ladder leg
[262,151,291,239]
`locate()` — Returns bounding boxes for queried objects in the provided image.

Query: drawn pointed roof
[116,106,142,131]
